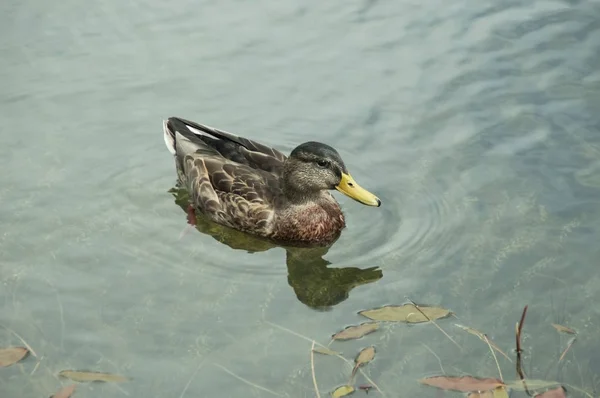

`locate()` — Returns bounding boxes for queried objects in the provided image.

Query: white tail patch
[163,120,176,155]
[184,122,219,139]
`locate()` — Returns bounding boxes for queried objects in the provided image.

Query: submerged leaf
[332,385,355,397]
[492,387,510,398]
[332,322,379,341]
[312,347,341,356]
[50,384,76,398]
[468,392,494,398]
[58,370,128,383]
[419,375,504,392]
[468,387,510,398]
[0,347,29,367]
[551,323,576,335]
[506,379,561,391]
[359,304,451,323]
[535,386,567,398]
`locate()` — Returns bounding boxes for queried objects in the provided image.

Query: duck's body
[163,117,380,246]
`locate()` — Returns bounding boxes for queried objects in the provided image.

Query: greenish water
[2,0,600,397]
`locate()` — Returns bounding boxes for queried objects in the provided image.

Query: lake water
[2,0,600,397]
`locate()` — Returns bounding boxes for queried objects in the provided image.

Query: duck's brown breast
[271,200,346,245]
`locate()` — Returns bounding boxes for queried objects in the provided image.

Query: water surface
[2,0,600,397]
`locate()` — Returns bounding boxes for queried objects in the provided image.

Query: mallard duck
[163,117,381,246]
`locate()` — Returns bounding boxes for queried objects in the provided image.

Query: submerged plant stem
[264,320,385,396]
[310,341,321,398]
[214,363,283,397]
[405,298,462,351]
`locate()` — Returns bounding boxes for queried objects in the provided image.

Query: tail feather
[163,120,177,155]
[163,117,216,157]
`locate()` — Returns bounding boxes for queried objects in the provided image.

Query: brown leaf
[0,347,29,367]
[354,346,376,367]
[58,370,128,383]
[332,322,379,341]
[359,304,451,323]
[535,386,567,398]
[50,384,76,398]
[332,385,355,397]
[551,323,576,335]
[419,375,505,392]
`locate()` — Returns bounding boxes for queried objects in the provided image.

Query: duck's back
[164,117,288,237]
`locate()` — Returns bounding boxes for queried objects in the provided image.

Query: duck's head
[282,141,381,207]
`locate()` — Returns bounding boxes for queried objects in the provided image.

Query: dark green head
[283,141,381,207]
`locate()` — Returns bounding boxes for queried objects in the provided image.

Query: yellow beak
[335,173,381,207]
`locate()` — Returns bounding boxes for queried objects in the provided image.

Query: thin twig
[422,343,445,374]
[405,298,462,351]
[214,363,282,397]
[265,321,385,396]
[0,324,37,358]
[515,305,531,396]
[310,341,321,398]
[483,334,503,381]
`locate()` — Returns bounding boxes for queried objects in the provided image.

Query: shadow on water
[169,186,383,310]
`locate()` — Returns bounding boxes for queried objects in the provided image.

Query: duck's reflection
[170,187,383,310]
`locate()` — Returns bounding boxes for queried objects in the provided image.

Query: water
[2,0,600,396]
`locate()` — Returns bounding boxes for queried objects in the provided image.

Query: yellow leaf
[332,385,355,397]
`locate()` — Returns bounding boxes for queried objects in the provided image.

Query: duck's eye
[316,159,329,168]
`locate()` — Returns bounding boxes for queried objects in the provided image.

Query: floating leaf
[312,347,341,356]
[332,322,379,341]
[58,370,128,383]
[332,385,355,397]
[351,346,376,379]
[354,346,376,368]
[455,324,512,362]
[535,386,567,398]
[359,304,451,323]
[419,375,504,392]
[551,323,576,335]
[50,384,76,398]
[0,347,29,367]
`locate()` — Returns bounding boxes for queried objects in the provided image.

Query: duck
[163,117,381,246]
